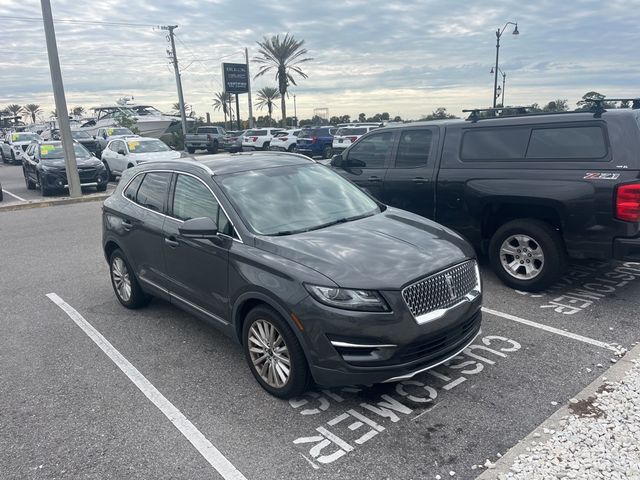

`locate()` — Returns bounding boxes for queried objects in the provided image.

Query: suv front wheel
[242,305,310,398]
[489,219,567,292]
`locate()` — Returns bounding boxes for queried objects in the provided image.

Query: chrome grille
[402,260,479,320]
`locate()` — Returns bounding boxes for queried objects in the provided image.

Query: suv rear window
[527,126,606,159]
[245,130,267,136]
[129,172,172,213]
[461,128,530,160]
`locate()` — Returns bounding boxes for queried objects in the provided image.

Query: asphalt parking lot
[1,184,639,479]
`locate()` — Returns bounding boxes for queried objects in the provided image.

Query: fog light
[56,179,63,186]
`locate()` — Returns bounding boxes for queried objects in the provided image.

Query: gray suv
[102,152,482,398]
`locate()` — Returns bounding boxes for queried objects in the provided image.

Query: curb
[0,192,110,213]
[475,342,640,479]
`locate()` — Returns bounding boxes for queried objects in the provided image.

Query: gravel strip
[500,359,640,479]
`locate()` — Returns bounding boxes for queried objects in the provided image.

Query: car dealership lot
[1,202,639,479]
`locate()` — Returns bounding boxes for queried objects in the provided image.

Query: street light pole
[493,21,518,108]
[293,94,297,127]
[502,71,507,106]
[163,25,188,143]
[41,0,82,198]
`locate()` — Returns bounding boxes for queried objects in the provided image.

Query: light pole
[493,21,518,108]
[293,94,297,127]
[491,66,507,106]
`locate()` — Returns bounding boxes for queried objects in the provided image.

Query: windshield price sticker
[127,141,139,151]
[40,145,54,155]
[107,128,114,136]
[11,133,18,141]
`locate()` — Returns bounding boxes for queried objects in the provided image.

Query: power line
[0,15,161,28]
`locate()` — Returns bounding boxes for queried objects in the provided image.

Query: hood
[255,208,475,290]
[130,150,181,162]
[41,156,103,168]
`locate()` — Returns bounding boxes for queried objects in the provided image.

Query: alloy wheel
[499,234,545,280]
[248,319,291,388]
[111,257,132,302]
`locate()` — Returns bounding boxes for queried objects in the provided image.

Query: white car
[1,132,41,164]
[241,128,284,151]
[269,129,301,152]
[101,137,181,179]
[332,125,379,154]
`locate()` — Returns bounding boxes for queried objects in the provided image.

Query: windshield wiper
[269,212,375,237]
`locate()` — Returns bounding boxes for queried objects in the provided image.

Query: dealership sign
[222,63,249,94]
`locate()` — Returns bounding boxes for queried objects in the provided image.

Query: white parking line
[2,189,26,202]
[482,307,617,352]
[46,293,248,480]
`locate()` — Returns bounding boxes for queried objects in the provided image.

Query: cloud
[0,0,639,122]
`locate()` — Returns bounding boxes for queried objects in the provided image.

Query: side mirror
[170,146,176,150]
[117,149,126,156]
[92,136,97,140]
[330,154,343,167]
[178,217,218,238]
[3,140,9,145]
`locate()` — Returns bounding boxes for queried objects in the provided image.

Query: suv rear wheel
[489,219,567,291]
[242,305,310,398]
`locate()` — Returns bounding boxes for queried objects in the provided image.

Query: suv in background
[241,128,284,151]
[1,131,41,164]
[332,125,379,154]
[296,126,338,159]
[269,129,301,152]
[330,101,640,291]
[221,130,246,153]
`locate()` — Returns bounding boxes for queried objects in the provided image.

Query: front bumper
[42,168,108,189]
[293,290,482,387]
[613,236,640,262]
[296,147,319,157]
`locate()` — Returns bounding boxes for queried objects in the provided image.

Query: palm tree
[6,104,23,122]
[255,87,280,125]
[23,104,42,123]
[212,92,233,129]
[71,106,85,117]
[253,34,312,127]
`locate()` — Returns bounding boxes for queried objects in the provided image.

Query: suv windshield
[40,143,91,159]
[106,128,133,136]
[127,139,170,153]
[218,163,380,236]
[12,133,40,142]
[71,131,91,139]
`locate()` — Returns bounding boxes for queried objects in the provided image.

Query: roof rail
[462,106,529,122]
[582,97,640,110]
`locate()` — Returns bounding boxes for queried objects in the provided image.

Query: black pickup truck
[329,103,640,291]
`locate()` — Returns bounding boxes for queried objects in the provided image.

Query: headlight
[305,285,390,312]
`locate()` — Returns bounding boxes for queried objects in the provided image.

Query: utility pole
[245,48,254,128]
[293,94,297,127]
[235,94,241,130]
[41,0,81,198]
[163,25,188,144]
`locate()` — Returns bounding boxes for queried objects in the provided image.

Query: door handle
[412,177,427,184]
[165,237,179,248]
[368,176,382,183]
[121,219,133,231]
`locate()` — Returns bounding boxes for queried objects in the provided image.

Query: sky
[1,0,639,123]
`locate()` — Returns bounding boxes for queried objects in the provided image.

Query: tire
[109,249,151,309]
[207,141,219,154]
[261,142,270,151]
[0,188,3,202]
[187,147,196,154]
[322,145,333,159]
[10,150,16,164]
[1,150,7,163]
[24,170,35,190]
[287,144,296,152]
[489,218,567,292]
[242,305,311,399]
[96,184,107,192]
[38,174,50,197]
[103,161,115,182]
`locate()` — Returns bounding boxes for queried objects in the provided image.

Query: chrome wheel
[111,257,132,302]
[500,234,545,280]
[248,320,291,388]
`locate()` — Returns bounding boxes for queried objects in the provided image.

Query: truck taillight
[616,183,640,222]
[311,136,318,144]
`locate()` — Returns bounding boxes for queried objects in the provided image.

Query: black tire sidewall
[242,306,310,398]
[109,249,149,309]
[489,219,566,291]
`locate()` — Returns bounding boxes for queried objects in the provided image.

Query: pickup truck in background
[184,126,226,154]
[330,102,640,291]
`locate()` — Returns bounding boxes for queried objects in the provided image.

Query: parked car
[330,103,640,291]
[184,126,226,154]
[269,129,301,152]
[22,141,108,196]
[241,128,284,151]
[101,137,181,180]
[94,127,137,159]
[332,125,379,154]
[70,130,100,155]
[1,132,41,164]
[296,126,338,159]
[221,130,246,153]
[102,152,482,398]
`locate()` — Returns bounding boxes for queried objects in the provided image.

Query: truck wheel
[187,147,195,154]
[489,219,567,292]
[207,141,218,154]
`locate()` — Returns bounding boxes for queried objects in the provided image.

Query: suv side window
[527,126,607,159]
[346,131,394,168]
[133,172,172,213]
[461,128,530,160]
[124,173,144,201]
[109,140,122,152]
[172,174,232,235]
[394,129,433,168]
